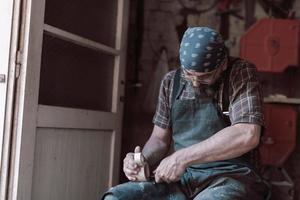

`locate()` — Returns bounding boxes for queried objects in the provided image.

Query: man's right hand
[123,146,144,181]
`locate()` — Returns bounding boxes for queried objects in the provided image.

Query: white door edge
[0,0,23,199]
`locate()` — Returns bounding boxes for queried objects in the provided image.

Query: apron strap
[172,69,181,105]
[170,69,182,127]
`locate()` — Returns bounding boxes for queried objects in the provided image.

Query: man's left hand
[154,152,187,183]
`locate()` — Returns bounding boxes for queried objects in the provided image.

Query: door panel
[32,128,113,200]
[39,35,114,111]
[37,105,117,129]
[44,0,118,46]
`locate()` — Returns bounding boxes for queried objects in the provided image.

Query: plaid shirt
[153,57,264,129]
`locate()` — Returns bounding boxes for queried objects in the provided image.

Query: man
[102,27,269,200]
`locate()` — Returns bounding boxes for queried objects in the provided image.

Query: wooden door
[9,0,129,200]
[0,0,14,173]
[0,0,20,198]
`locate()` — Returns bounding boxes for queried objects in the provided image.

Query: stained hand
[154,152,187,183]
[123,146,143,181]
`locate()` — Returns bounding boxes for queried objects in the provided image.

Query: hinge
[15,50,22,78]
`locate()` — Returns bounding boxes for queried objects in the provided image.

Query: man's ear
[221,58,228,72]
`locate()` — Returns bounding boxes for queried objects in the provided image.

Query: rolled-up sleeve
[152,71,175,129]
[229,60,264,126]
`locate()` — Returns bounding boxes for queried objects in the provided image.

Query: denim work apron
[171,69,268,199]
[101,69,268,200]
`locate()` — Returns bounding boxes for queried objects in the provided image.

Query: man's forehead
[182,58,227,77]
[183,68,218,76]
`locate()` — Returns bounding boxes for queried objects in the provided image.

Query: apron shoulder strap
[222,57,240,112]
[172,69,181,105]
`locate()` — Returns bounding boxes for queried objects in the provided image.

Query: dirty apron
[101,69,268,200]
[171,69,268,199]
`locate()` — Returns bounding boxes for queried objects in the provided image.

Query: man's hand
[154,152,187,183]
[123,146,144,181]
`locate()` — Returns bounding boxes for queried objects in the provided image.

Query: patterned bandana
[179,27,227,72]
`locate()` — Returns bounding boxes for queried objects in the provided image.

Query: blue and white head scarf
[179,27,227,72]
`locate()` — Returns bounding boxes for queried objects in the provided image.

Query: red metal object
[260,103,297,166]
[240,18,300,72]
[217,0,233,12]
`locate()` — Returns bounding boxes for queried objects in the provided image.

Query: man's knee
[193,176,267,200]
[101,181,186,200]
[102,194,118,200]
[100,182,144,200]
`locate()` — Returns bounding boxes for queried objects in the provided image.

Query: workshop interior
[123,0,300,199]
[0,0,300,200]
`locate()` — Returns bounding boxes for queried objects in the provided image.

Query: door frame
[8,0,130,199]
[0,0,22,198]
[0,0,14,175]
[8,0,46,199]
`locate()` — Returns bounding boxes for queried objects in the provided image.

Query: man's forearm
[142,138,169,170]
[176,123,261,167]
[142,126,171,170]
